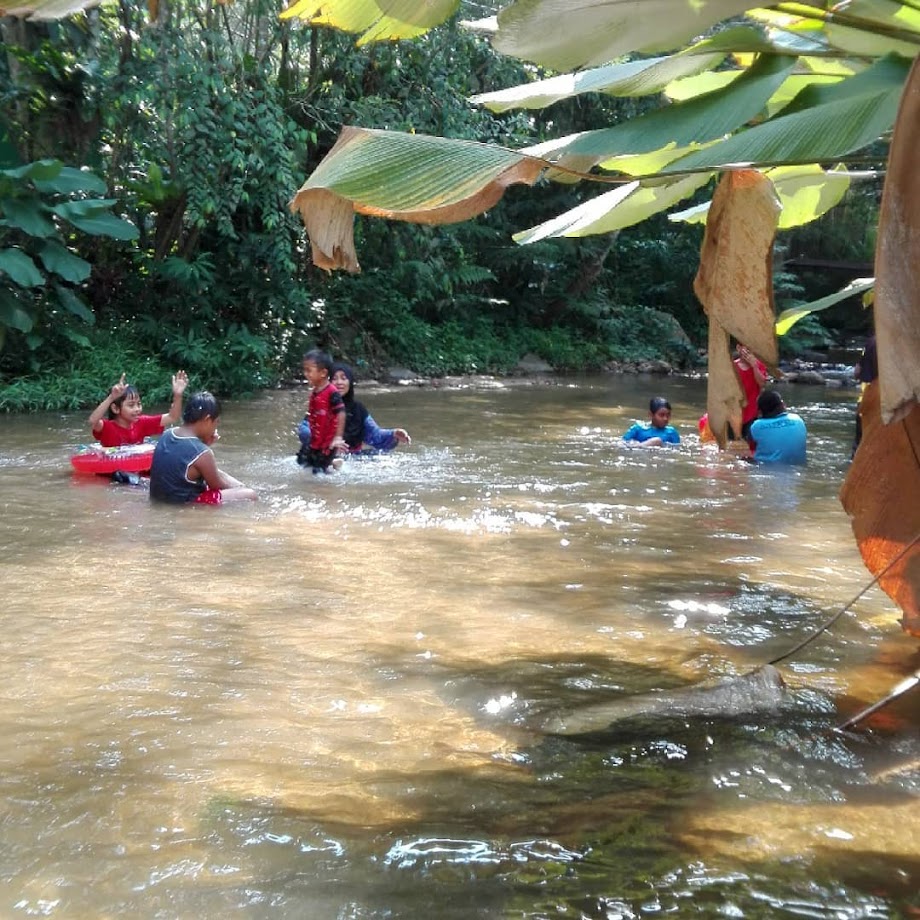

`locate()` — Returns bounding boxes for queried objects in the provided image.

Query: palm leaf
[488,0,763,71]
[670,164,852,229]
[290,127,549,271]
[513,174,711,243]
[280,0,459,43]
[522,54,794,169]
[775,277,875,335]
[471,51,725,113]
[664,53,910,172]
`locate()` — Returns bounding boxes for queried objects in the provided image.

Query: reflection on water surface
[0,376,918,917]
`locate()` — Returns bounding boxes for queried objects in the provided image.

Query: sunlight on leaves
[280,0,459,43]
[521,54,793,173]
[490,0,761,72]
[671,164,852,230]
[513,174,710,243]
[0,0,103,19]
[472,52,725,112]
[775,277,874,336]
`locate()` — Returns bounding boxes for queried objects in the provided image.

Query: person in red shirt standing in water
[298,349,346,474]
[732,343,768,447]
[88,371,188,448]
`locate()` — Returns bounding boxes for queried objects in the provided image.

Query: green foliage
[0,159,137,366]
[602,304,698,367]
[0,0,886,405]
[608,218,708,343]
[0,332,173,411]
[156,321,274,395]
[374,314,608,376]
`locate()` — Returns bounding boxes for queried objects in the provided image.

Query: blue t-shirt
[622,423,680,444]
[749,412,807,464]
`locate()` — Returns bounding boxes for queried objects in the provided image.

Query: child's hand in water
[110,374,127,400]
[172,370,189,396]
[394,428,411,445]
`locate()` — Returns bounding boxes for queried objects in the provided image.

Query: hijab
[332,362,369,449]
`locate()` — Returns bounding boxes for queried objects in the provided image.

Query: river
[0,374,917,918]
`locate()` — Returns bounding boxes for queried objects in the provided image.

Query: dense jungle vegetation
[0,0,881,410]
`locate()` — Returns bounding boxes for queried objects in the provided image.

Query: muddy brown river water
[1,375,918,918]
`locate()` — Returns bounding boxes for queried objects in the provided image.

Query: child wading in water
[89,371,188,447]
[149,391,257,504]
[298,362,411,458]
[296,349,346,473]
[622,397,681,447]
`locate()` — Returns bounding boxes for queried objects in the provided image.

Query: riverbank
[289,353,861,394]
[0,347,863,414]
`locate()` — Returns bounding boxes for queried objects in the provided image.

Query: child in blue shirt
[749,389,807,464]
[622,397,681,447]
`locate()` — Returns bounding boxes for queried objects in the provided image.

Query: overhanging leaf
[671,164,854,228]
[279,0,459,44]
[664,53,911,172]
[840,381,920,637]
[51,198,117,218]
[0,247,44,287]
[1,160,62,182]
[522,53,794,171]
[471,51,725,113]
[0,0,104,19]
[799,56,862,77]
[750,2,920,57]
[705,314,743,448]
[291,127,547,272]
[767,163,851,228]
[825,0,920,58]
[693,169,780,367]
[873,53,920,424]
[775,277,875,336]
[763,73,846,117]
[33,167,107,195]
[667,201,710,225]
[513,173,710,243]
[665,70,740,102]
[598,142,719,178]
[0,289,33,333]
[490,0,762,71]
[54,283,94,323]
[51,202,139,240]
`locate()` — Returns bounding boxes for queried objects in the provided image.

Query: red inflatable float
[70,442,156,475]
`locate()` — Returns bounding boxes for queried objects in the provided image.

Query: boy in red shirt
[299,349,346,473]
[89,371,188,447]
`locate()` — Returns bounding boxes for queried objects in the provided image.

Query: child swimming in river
[622,397,681,447]
[89,371,188,447]
[149,391,257,504]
